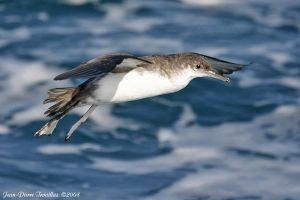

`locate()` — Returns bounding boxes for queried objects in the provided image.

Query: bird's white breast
[91,69,192,103]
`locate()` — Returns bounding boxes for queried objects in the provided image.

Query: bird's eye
[196,65,201,69]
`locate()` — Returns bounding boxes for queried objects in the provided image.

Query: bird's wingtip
[240,61,254,67]
[53,75,63,80]
[245,61,254,66]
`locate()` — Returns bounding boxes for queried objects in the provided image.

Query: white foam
[238,69,300,93]
[181,0,300,36]
[119,36,183,53]
[222,0,300,32]
[37,12,49,21]
[72,1,166,39]
[0,58,65,106]
[90,147,221,174]
[280,77,300,90]
[87,104,300,199]
[74,105,143,131]
[37,143,121,155]
[197,47,229,57]
[142,104,300,199]
[181,0,238,7]
[123,18,162,32]
[38,144,82,155]
[0,124,10,135]
[0,58,67,130]
[37,143,102,155]
[172,104,299,151]
[0,27,31,48]
[237,70,268,88]
[145,160,300,200]
[60,0,97,6]
[175,104,197,128]
[10,104,45,126]
[248,42,293,70]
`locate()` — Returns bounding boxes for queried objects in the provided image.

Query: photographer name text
[3,191,80,199]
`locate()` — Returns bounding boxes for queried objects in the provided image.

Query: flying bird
[34,52,248,140]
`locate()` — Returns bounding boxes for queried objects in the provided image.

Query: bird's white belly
[92,70,187,103]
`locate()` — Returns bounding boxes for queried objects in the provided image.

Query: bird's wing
[54,53,152,80]
[200,54,250,75]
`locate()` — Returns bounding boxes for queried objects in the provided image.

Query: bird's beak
[205,70,230,82]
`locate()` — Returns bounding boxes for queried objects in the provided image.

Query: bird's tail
[43,87,79,117]
[34,87,80,137]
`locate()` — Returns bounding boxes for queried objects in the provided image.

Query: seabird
[34,52,248,141]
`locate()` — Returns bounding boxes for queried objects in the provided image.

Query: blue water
[0,0,300,199]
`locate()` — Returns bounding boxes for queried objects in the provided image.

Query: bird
[34,52,248,141]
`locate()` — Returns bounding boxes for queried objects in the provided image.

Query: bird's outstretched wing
[54,53,152,80]
[200,54,250,75]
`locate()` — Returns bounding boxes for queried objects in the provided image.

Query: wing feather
[54,53,152,80]
[200,54,250,75]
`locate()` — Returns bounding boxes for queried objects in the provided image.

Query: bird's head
[178,53,248,83]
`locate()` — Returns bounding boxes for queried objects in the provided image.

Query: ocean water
[0,0,300,199]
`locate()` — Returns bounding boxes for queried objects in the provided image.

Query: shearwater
[34,52,248,141]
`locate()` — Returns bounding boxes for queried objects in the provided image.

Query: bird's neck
[169,69,195,89]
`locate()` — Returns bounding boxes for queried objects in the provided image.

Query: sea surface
[0,0,300,199]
